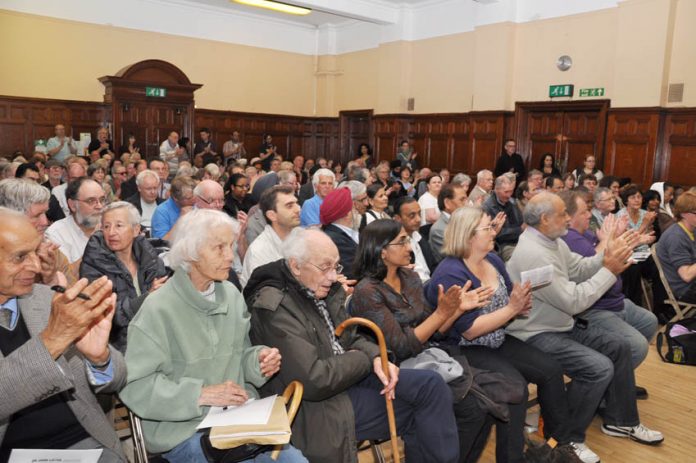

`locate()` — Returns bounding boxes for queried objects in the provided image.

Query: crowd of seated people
[3,123,693,463]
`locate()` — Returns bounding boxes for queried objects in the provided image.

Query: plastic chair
[651,245,696,323]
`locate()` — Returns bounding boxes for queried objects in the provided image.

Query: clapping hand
[434,284,463,320]
[508,282,532,317]
[603,240,633,275]
[491,212,506,235]
[459,281,495,313]
[41,276,117,364]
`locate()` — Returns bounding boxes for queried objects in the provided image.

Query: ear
[265,209,277,223]
[288,257,301,277]
[133,224,141,236]
[67,198,77,214]
[393,214,403,224]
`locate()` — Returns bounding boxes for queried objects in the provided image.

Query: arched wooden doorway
[99,60,202,159]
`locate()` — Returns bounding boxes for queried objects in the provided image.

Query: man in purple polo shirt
[559,190,658,374]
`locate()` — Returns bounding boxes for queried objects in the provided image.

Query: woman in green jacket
[120,209,306,463]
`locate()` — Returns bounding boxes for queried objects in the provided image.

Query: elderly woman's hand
[259,347,282,377]
[198,381,248,407]
[149,275,169,292]
[459,282,495,313]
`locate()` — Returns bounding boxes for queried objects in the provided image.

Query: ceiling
[188,0,443,26]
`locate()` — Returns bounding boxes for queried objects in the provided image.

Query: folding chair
[651,245,696,323]
[125,381,304,463]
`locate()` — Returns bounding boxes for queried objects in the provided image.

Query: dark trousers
[453,393,492,463]
[527,320,639,442]
[349,369,459,463]
[459,335,571,463]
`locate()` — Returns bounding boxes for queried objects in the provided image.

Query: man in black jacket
[320,187,359,280]
[494,139,527,179]
[482,175,524,261]
[125,170,163,233]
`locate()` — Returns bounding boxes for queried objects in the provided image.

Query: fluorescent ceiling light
[233,0,311,16]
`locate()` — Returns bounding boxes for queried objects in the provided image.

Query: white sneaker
[601,423,664,445]
[569,442,600,463]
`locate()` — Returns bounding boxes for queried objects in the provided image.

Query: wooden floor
[359,340,696,463]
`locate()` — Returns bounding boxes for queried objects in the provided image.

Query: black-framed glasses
[307,262,343,274]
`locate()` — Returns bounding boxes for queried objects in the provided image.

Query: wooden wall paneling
[660,109,696,187]
[0,96,105,158]
[604,109,660,187]
[562,111,604,173]
[469,112,504,175]
[515,100,609,174]
[194,110,339,162]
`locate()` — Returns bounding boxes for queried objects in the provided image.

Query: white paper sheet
[196,395,277,430]
[520,264,554,290]
[9,448,102,463]
[631,250,651,262]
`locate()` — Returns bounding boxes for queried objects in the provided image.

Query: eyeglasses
[196,195,224,206]
[475,225,494,232]
[386,236,412,247]
[307,262,343,275]
[76,196,107,206]
[234,184,250,190]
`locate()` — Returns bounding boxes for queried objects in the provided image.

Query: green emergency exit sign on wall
[579,88,605,97]
[549,84,574,98]
[145,87,167,97]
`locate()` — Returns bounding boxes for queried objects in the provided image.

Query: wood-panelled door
[99,59,201,161]
[515,100,609,174]
[118,103,189,159]
[339,110,372,165]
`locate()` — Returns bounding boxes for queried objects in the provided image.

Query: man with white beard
[46,178,105,265]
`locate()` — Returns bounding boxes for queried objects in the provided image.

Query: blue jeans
[526,319,639,442]
[164,433,307,463]
[582,299,658,368]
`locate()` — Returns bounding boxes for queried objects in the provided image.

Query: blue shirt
[151,197,181,239]
[300,195,323,227]
[1,296,113,385]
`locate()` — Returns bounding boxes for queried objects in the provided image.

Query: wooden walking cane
[335,317,401,463]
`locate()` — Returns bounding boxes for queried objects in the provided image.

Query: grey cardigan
[505,228,617,341]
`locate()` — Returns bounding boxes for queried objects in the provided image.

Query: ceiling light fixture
[233,0,311,16]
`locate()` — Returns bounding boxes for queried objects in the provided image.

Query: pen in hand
[51,285,92,301]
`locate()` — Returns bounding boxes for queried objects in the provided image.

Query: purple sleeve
[561,231,596,258]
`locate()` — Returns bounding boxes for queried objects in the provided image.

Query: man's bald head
[193,180,225,211]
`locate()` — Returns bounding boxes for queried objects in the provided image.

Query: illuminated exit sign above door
[145,87,167,97]
[549,84,574,98]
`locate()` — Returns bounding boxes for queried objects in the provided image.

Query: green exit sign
[145,87,167,97]
[579,87,605,97]
[549,84,574,98]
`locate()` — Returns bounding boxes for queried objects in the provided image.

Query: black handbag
[656,317,696,365]
[199,430,271,463]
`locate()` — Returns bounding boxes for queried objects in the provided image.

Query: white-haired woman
[80,201,168,352]
[120,209,306,463]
